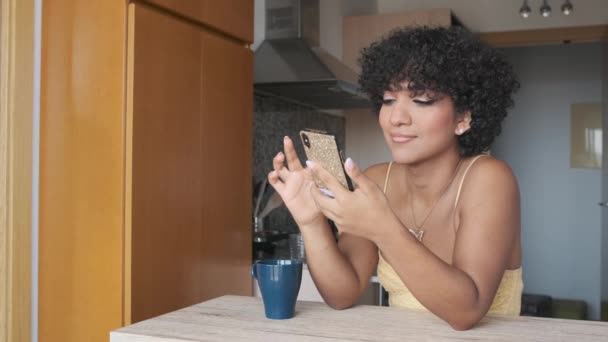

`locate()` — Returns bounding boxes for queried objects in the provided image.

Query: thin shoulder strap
[453,155,488,209]
[383,162,394,194]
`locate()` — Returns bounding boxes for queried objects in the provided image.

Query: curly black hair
[357,26,520,156]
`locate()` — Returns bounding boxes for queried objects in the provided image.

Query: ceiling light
[519,0,531,18]
[561,0,573,15]
[540,0,552,17]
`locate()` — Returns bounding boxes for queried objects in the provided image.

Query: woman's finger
[284,136,304,171]
[272,151,285,171]
[267,170,285,193]
[306,160,348,199]
[344,158,374,194]
[272,152,290,181]
[310,181,339,221]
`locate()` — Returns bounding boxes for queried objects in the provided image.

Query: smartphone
[300,129,354,196]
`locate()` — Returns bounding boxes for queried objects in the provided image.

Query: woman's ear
[455,111,472,135]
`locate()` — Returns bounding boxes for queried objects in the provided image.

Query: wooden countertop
[111,295,608,341]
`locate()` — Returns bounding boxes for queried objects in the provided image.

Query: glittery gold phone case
[300,129,353,195]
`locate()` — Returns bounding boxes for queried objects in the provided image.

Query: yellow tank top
[377,156,523,316]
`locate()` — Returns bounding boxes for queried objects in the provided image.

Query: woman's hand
[268,136,325,228]
[307,158,397,242]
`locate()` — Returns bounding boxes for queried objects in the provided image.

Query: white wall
[344,110,390,170]
[493,43,603,320]
[377,0,608,32]
[252,0,266,51]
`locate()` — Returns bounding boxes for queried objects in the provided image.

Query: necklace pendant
[408,228,424,242]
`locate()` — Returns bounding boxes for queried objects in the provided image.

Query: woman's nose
[389,101,412,126]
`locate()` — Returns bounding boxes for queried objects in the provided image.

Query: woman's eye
[413,98,436,106]
[382,98,395,105]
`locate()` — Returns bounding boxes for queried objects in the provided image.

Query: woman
[268,26,521,330]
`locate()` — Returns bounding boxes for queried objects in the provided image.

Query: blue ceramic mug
[252,259,303,319]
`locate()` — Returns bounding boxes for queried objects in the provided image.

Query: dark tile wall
[253,94,345,234]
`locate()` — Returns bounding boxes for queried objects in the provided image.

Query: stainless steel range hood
[254,0,370,109]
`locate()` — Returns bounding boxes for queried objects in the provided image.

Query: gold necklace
[408,159,462,242]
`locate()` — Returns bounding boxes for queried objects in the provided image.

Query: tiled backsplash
[253,94,345,234]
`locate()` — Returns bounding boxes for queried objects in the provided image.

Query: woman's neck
[403,149,463,206]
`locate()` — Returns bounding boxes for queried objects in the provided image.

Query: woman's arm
[303,225,378,309]
[304,165,389,309]
[269,137,380,309]
[375,158,520,330]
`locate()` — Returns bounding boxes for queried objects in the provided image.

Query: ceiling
[376,0,608,32]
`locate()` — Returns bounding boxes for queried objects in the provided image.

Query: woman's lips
[391,135,416,143]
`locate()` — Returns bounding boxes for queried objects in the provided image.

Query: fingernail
[319,188,335,198]
[345,158,354,170]
[277,152,283,158]
[306,160,315,168]
[284,136,290,142]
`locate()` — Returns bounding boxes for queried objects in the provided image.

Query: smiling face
[379,83,471,164]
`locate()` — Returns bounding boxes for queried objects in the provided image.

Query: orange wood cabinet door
[199,17,253,303]
[127,3,252,323]
[141,0,254,43]
[39,0,127,341]
[39,0,253,338]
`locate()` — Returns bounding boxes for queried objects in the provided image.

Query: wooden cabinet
[39,1,253,340]
[127,3,253,322]
[342,9,457,72]
[142,0,253,43]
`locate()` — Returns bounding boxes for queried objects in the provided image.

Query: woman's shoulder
[465,155,516,182]
[460,155,519,203]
